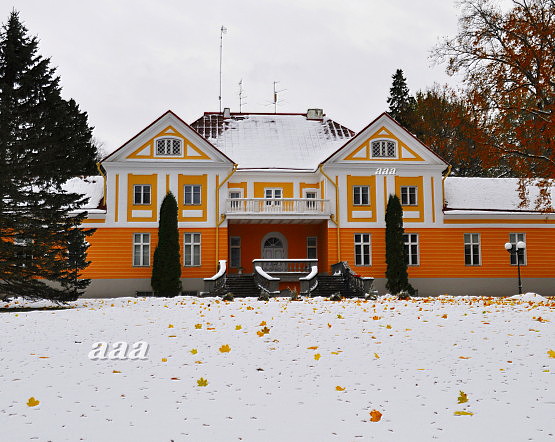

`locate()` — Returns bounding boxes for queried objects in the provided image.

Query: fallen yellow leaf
[459,356,471,359]
[374,353,380,359]
[235,325,242,330]
[161,358,168,362]
[369,409,382,422]
[259,321,266,326]
[190,348,198,355]
[314,353,321,361]
[112,370,121,373]
[307,346,318,350]
[386,324,392,329]
[335,386,345,391]
[197,377,208,387]
[548,349,555,358]
[195,324,202,329]
[458,391,468,404]
[454,411,473,416]
[27,397,40,407]
[219,344,231,353]
[168,324,174,328]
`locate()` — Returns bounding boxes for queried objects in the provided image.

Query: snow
[444,177,555,212]
[205,115,352,170]
[1,295,554,441]
[61,176,104,210]
[509,292,546,301]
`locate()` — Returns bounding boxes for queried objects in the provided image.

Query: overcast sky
[9,0,468,153]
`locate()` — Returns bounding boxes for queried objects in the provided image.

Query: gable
[127,125,211,160]
[323,113,447,167]
[343,126,424,162]
[103,111,234,165]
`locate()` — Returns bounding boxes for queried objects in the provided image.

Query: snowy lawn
[1,294,554,441]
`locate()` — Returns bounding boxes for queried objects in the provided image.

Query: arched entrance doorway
[262,236,285,259]
[261,232,287,272]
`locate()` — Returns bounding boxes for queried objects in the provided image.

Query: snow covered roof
[62,176,104,211]
[444,177,555,212]
[190,112,354,170]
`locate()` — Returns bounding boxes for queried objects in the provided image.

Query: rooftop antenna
[272,81,287,113]
[238,79,246,113]
[219,25,227,113]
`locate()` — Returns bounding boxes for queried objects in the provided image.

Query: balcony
[225,198,331,223]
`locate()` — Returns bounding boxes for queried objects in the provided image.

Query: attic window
[371,140,396,158]
[156,137,183,156]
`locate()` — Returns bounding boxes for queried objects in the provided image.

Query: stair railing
[203,260,227,295]
[300,264,319,296]
[253,263,280,295]
[331,261,375,297]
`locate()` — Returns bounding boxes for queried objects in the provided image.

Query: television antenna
[272,81,287,113]
[238,79,247,112]
[218,25,227,113]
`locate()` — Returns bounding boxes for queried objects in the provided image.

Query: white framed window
[354,233,371,266]
[307,236,317,259]
[133,184,151,205]
[229,190,242,210]
[305,191,317,209]
[464,233,481,266]
[184,233,201,266]
[403,233,419,266]
[371,140,396,158]
[230,236,241,268]
[155,137,183,156]
[265,188,282,206]
[133,233,150,267]
[184,185,201,205]
[353,185,370,206]
[400,186,417,206]
[509,233,527,265]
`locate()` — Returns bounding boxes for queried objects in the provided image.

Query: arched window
[155,137,183,156]
[371,139,396,158]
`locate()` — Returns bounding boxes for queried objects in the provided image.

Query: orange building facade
[77,110,555,297]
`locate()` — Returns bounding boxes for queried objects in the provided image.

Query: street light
[504,241,526,294]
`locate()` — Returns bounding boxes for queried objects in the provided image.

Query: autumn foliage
[433,0,555,181]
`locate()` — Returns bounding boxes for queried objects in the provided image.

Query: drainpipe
[441,165,452,210]
[318,164,341,263]
[96,162,107,207]
[215,164,238,269]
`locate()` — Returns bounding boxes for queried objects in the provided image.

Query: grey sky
[9,0,465,153]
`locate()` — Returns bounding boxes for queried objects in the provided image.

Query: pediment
[103,111,234,164]
[323,113,447,166]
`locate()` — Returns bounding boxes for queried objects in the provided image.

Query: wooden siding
[83,227,225,279]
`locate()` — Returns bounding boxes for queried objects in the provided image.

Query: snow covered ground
[1,295,554,441]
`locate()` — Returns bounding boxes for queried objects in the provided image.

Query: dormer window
[371,139,396,158]
[156,137,183,156]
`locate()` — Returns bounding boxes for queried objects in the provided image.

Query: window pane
[184,245,191,266]
[193,245,200,265]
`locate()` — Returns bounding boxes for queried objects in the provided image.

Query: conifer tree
[0,11,97,301]
[385,194,414,296]
[386,69,416,129]
[151,192,182,297]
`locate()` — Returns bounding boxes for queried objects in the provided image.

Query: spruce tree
[386,69,416,129]
[0,11,97,301]
[151,192,182,297]
[385,194,414,296]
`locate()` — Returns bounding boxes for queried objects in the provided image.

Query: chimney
[306,108,324,120]
[223,107,231,119]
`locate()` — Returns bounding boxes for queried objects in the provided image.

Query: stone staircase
[312,275,354,298]
[224,274,260,297]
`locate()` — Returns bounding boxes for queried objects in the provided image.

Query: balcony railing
[225,198,330,215]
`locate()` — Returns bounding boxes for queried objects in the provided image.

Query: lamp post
[504,241,526,294]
